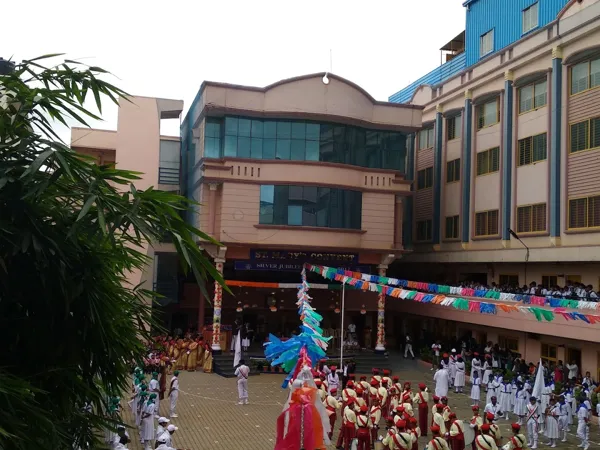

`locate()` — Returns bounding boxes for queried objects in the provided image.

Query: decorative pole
[211,258,225,353]
[375,265,387,353]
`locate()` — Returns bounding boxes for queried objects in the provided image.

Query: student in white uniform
[235,359,250,405]
[449,350,457,387]
[140,393,156,450]
[149,372,160,418]
[168,370,179,418]
[156,417,170,440]
[576,399,590,450]
[557,396,569,443]
[433,365,449,398]
[454,357,466,393]
[513,384,528,425]
[525,396,539,449]
[471,371,481,407]
[544,398,560,448]
[499,380,512,421]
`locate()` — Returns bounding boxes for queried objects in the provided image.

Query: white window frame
[522,3,539,35]
[480,29,494,58]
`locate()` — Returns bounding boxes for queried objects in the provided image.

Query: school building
[387,0,600,376]
[70,0,600,376]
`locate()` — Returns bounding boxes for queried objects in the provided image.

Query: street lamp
[509,229,530,287]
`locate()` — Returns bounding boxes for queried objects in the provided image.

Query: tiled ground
[121,358,596,449]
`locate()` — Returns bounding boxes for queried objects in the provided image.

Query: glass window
[477,99,499,129]
[417,167,433,190]
[224,135,237,157]
[251,138,263,159]
[238,118,251,137]
[534,80,547,109]
[570,120,590,153]
[499,274,519,286]
[445,215,460,239]
[277,121,291,139]
[259,185,274,224]
[215,116,407,171]
[290,140,305,161]
[225,117,238,136]
[263,139,276,159]
[518,133,547,166]
[306,123,320,141]
[476,147,500,175]
[418,127,434,150]
[542,275,558,288]
[591,59,600,89]
[571,61,590,95]
[291,122,306,140]
[447,115,461,141]
[416,220,433,241]
[264,121,277,138]
[259,184,361,229]
[276,139,291,160]
[517,203,546,233]
[499,336,519,352]
[251,120,263,138]
[446,159,460,183]
[237,137,251,158]
[569,195,600,229]
[541,343,557,365]
[519,84,534,113]
[480,29,494,57]
[475,210,499,236]
[522,2,538,34]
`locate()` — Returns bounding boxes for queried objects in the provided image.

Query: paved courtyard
[122,359,596,449]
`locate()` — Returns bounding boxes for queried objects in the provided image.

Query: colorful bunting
[306,264,600,325]
[305,264,600,312]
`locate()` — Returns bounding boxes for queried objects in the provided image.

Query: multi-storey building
[388,0,600,374]
[72,74,422,354]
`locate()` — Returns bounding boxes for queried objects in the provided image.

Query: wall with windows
[214,181,397,250]
[415,124,435,242]
[203,116,407,173]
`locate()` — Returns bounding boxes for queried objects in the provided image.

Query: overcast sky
[6,0,465,139]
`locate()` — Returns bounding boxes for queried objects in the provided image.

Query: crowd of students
[457,279,599,301]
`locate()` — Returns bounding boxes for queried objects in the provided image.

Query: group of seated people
[459,280,599,301]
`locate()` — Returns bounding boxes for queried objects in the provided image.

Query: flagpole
[340,283,345,370]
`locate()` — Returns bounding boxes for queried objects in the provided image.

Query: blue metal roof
[390,0,569,104]
[388,52,466,104]
[465,0,568,66]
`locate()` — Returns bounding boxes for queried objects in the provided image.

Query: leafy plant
[0,55,223,449]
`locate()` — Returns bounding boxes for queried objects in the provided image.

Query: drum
[463,425,475,447]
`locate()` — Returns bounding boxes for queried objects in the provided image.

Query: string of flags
[305,265,600,312]
[263,267,331,388]
[306,264,600,325]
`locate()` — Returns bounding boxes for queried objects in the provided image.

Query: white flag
[233,330,242,367]
[532,358,544,401]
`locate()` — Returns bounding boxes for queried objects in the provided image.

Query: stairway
[213,353,261,378]
[351,352,392,375]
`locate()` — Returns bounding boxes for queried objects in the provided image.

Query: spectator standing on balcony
[405,334,415,359]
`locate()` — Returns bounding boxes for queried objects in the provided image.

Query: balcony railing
[158,166,180,185]
[153,280,179,306]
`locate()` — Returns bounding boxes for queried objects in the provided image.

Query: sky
[5,0,465,139]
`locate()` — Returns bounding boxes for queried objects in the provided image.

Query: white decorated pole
[339,283,345,370]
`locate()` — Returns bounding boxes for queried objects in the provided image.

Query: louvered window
[516,203,546,233]
[476,147,500,175]
[475,210,499,236]
[518,133,547,166]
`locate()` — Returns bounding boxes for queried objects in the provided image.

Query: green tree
[0,55,222,449]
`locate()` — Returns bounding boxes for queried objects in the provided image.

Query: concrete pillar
[375,264,388,353]
[461,91,473,247]
[211,257,225,353]
[403,134,415,249]
[207,183,218,236]
[550,47,563,245]
[502,71,514,245]
[433,106,443,247]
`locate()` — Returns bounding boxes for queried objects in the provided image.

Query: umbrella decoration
[264,266,331,388]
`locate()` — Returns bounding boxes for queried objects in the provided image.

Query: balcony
[389,52,466,104]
